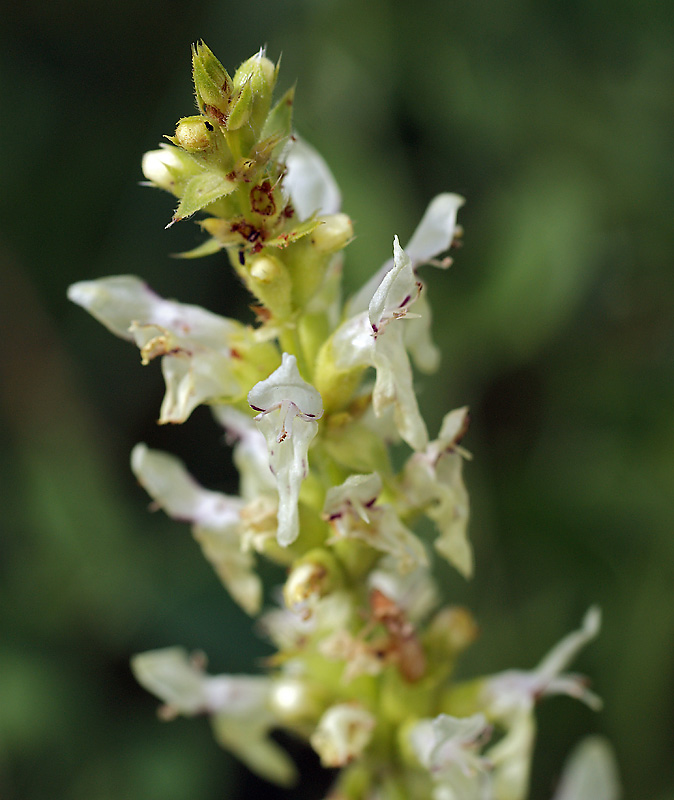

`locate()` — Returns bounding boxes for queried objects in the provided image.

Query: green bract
[69,44,615,800]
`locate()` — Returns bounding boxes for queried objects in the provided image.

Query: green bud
[229,49,277,136]
[173,115,218,152]
[232,49,276,95]
[192,41,233,124]
[246,254,292,319]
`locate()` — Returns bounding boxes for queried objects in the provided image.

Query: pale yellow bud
[249,255,284,284]
[141,146,201,195]
[174,117,215,152]
[311,213,354,254]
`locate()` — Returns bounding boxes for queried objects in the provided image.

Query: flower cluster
[69,44,616,800]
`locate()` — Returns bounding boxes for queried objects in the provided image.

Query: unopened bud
[192,41,232,123]
[249,255,283,284]
[427,606,478,656]
[283,548,341,611]
[246,255,291,319]
[232,49,276,95]
[311,703,376,767]
[229,49,277,135]
[174,116,216,152]
[141,145,201,196]
[311,213,354,254]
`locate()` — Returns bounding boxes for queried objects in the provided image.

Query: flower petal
[284,136,341,220]
[248,354,323,546]
[131,444,261,614]
[68,276,245,422]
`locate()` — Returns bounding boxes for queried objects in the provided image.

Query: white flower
[130,443,261,615]
[347,193,464,375]
[131,647,296,786]
[330,237,428,450]
[551,736,621,800]
[323,473,428,573]
[402,406,472,577]
[141,144,203,194]
[348,193,464,315]
[67,276,258,423]
[482,608,602,800]
[483,607,602,720]
[409,713,492,800]
[248,353,323,546]
[310,703,376,767]
[284,135,342,220]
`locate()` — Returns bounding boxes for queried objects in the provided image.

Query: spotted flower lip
[248,353,323,546]
[323,473,428,573]
[329,237,429,450]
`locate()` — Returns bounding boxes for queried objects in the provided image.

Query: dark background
[1,1,673,797]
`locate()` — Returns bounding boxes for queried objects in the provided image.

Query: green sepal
[173,237,223,259]
[169,172,238,226]
[192,41,232,121]
[227,80,253,131]
[264,217,322,249]
[260,86,295,151]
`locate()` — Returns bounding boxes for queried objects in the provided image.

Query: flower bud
[173,116,217,152]
[229,49,277,135]
[311,704,376,767]
[232,49,276,95]
[311,213,354,254]
[192,41,232,124]
[283,548,342,611]
[246,255,292,319]
[141,145,202,196]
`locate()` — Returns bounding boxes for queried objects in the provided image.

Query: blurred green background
[1,0,673,798]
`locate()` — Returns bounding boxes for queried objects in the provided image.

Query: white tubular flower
[130,444,261,615]
[284,135,342,220]
[310,703,376,767]
[482,608,602,800]
[484,607,603,720]
[347,192,464,313]
[323,473,428,573]
[347,193,463,379]
[68,276,246,423]
[131,648,296,786]
[402,406,472,578]
[248,353,323,546]
[330,237,428,450]
[551,737,621,800]
[409,713,492,800]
